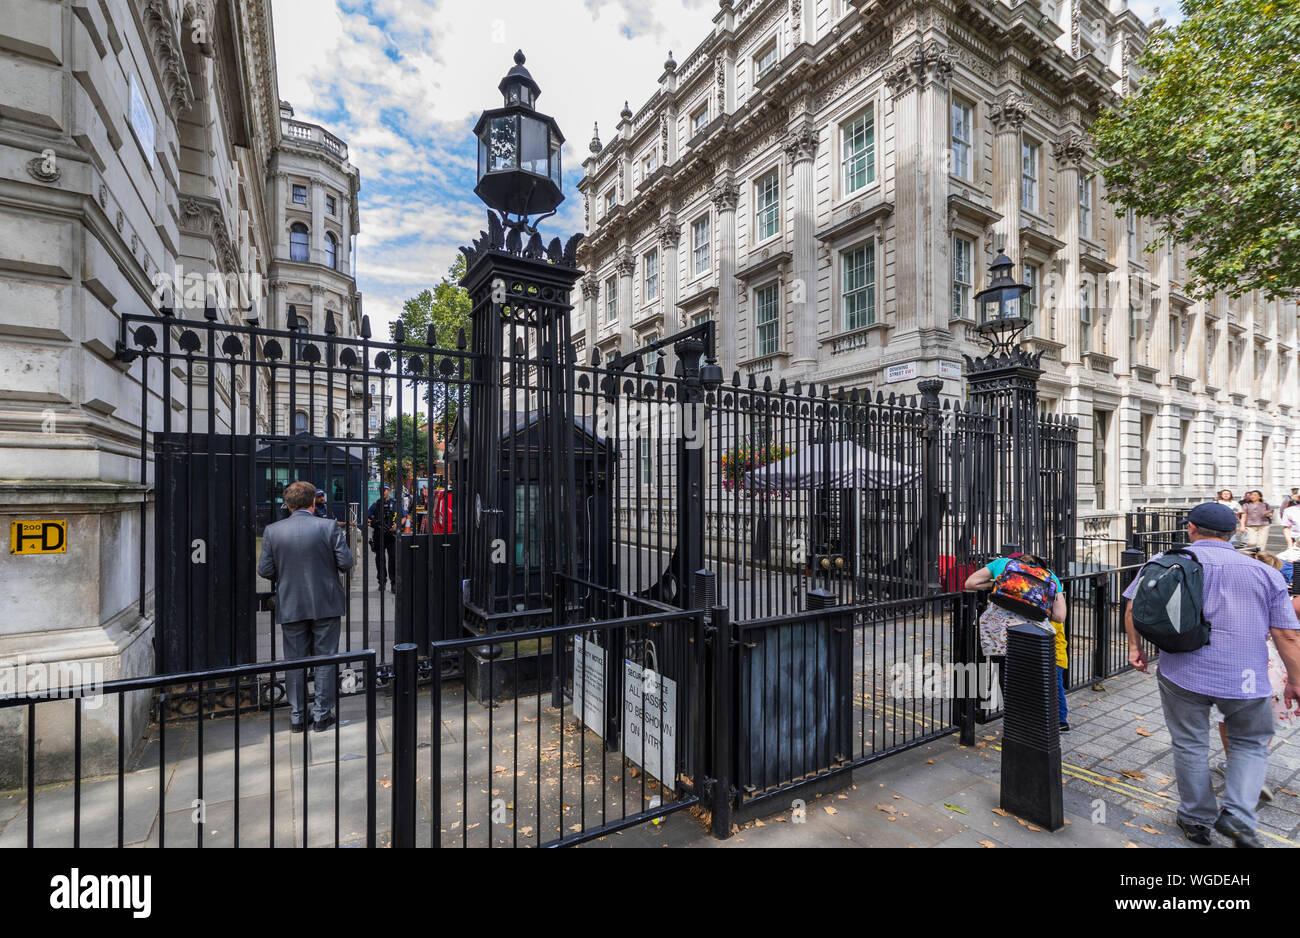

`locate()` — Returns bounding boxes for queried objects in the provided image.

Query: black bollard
[999,622,1064,831]
[391,642,418,847]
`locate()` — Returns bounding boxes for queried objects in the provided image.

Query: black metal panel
[155,433,255,673]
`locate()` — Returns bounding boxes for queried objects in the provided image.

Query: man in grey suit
[258,480,354,732]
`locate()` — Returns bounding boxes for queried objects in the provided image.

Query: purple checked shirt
[1123,539,1298,698]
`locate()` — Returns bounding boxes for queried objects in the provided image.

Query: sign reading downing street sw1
[622,661,676,792]
[10,520,67,555]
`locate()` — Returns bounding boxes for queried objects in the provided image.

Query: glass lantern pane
[1003,295,1020,319]
[549,133,562,186]
[520,86,533,107]
[521,117,548,176]
[477,136,487,180]
[488,116,518,171]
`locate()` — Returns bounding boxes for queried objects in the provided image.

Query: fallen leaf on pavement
[1027,825,1042,832]
[1140,825,1161,834]
[978,840,996,848]
[824,806,837,815]
[1136,728,1152,737]
[926,759,935,764]
[992,808,1010,817]
[943,803,968,815]
[1121,770,1146,780]
[876,803,896,813]
[754,819,765,827]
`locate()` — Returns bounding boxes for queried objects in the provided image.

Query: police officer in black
[367,484,399,593]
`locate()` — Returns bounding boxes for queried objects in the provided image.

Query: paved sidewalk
[586,665,1300,848]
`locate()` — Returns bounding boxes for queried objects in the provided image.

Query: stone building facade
[267,100,363,441]
[575,0,1300,538]
[0,0,363,776]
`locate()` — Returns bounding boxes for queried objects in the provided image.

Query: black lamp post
[472,50,565,223]
[974,248,1033,355]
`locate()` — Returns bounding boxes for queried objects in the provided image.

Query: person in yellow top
[1050,618,1069,731]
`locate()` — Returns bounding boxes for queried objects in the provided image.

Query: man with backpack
[1124,501,1300,847]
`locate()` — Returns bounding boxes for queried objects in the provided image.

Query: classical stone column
[310,176,325,263]
[784,121,818,373]
[340,193,352,277]
[580,278,599,354]
[659,219,681,331]
[887,54,922,335]
[310,283,326,335]
[615,252,635,354]
[275,172,289,258]
[989,92,1029,269]
[712,176,739,377]
[1052,131,1086,363]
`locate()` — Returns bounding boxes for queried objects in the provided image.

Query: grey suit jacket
[257,510,355,623]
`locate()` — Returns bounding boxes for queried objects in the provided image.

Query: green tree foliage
[375,413,433,484]
[389,255,473,424]
[1090,0,1300,299]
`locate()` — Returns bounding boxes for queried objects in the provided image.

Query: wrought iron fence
[0,651,378,847]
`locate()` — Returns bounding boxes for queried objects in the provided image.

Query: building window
[642,151,658,179]
[325,232,338,270]
[639,437,654,485]
[290,223,310,262]
[643,248,659,302]
[1129,305,1139,366]
[1127,210,1138,261]
[951,237,973,320]
[1023,263,1039,336]
[755,282,779,356]
[691,104,709,137]
[754,170,780,243]
[691,214,711,276]
[754,40,778,79]
[293,411,308,434]
[604,275,617,322]
[841,243,876,330]
[1093,409,1110,509]
[292,184,307,205]
[1078,175,1092,239]
[841,109,876,195]
[603,189,616,216]
[326,194,337,215]
[1079,283,1091,354]
[1178,419,1191,487]
[1139,412,1155,485]
[951,99,973,180]
[1021,140,1038,212]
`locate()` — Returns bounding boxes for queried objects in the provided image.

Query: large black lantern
[974,248,1032,351]
[472,50,564,219]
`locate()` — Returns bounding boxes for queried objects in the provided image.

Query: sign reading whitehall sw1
[10,520,67,554]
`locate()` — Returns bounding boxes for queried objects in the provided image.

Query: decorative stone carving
[1052,131,1090,167]
[182,0,216,56]
[614,254,636,277]
[581,278,599,299]
[657,221,682,247]
[715,58,725,108]
[710,179,740,212]
[988,92,1031,132]
[791,0,802,44]
[660,114,669,163]
[116,211,124,233]
[884,56,916,96]
[782,121,819,163]
[26,154,61,183]
[141,0,195,114]
[98,184,107,208]
[885,41,955,96]
[310,283,328,296]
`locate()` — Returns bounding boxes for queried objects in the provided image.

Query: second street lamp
[974,248,1033,354]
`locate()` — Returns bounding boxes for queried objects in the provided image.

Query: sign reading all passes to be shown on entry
[10,520,67,555]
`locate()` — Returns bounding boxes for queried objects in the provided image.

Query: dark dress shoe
[1059,721,1070,732]
[291,721,306,734]
[1214,811,1262,847]
[313,714,336,733]
[1176,817,1212,845]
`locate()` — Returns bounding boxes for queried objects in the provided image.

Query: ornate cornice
[178,196,239,275]
[884,40,955,96]
[141,0,195,114]
[989,91,1031,132]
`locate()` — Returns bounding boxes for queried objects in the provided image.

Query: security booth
[255,434,367,532]
[446,410,615,633]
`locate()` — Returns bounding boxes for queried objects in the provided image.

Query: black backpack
[1130,547,1212,653]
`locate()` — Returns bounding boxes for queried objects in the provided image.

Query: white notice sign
[571,636,606,738]
[622,660,676,791]
[885,361,918,383]
[128,75,156,168]
[939,360,962,381]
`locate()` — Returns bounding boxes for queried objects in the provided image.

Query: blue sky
[269,0,1178,334]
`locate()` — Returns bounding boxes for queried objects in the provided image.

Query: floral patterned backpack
[989,559,1056,621]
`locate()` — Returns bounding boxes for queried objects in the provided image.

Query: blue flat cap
[1187,501,1237,532]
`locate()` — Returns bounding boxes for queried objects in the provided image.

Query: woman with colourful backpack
[964,553,1070,730]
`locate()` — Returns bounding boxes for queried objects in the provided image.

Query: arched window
[325,232,338,270]
[293,411,308,434]
[290,223,309,262]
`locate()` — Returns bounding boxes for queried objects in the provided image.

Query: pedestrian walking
[963,553,1068,722]
[1282,498,1300,550]
[1280,488,1300,511]
[1240,490,1273,551]
[313,488,329,518]
[257,480,355,733]
[367,484,399,593]
[1124,502,1300,847]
